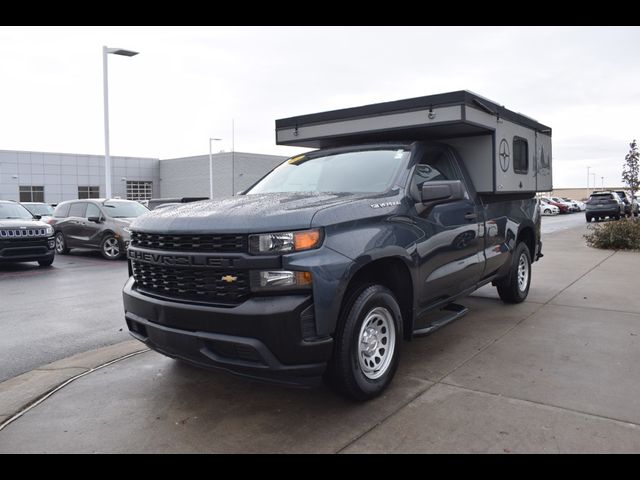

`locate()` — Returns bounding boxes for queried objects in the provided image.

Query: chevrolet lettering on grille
[127,248,233,267]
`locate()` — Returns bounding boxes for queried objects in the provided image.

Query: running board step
[412,303,469,337]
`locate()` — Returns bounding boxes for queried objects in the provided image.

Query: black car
[0,200,56,267]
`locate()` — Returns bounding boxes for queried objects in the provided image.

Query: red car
[541,197,569,213]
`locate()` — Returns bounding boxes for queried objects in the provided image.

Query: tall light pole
[103,46,138,199]
[601,176,604,190]
[590,173,596,193]
[209,138,222,199]
[587,166,590,195]
[231,119,235,196]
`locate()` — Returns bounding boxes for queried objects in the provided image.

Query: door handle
[464,213,478,220]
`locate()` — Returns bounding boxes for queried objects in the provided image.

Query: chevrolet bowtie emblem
[221,275,238,283]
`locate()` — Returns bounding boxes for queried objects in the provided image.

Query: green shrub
[584,218,640,250]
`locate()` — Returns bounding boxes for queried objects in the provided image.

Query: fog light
[48,239,56,249]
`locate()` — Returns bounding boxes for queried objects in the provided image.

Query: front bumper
[0,236,55,263]
[123,278,333,387]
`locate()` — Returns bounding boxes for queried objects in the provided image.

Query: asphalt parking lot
[1,215,639,453]
[0,250,129,383]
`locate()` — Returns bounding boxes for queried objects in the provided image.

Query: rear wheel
[325,284,403,401]
[55,232,69,254]
[496,242,531,304]
[100,235,123,260]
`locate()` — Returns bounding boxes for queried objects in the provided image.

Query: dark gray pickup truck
[123,91,551,400]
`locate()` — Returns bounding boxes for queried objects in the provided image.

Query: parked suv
[585,192,625,222]
[51,199,149,260]
[0,200,55,266]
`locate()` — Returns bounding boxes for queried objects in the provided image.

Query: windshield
[23,204,54,216]
[102,201,149,218]
[0,203,34,220]
[246,149,409,194]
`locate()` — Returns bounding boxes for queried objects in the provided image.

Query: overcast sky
[1,26,639,188]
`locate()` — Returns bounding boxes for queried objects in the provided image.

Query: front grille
[0,228,49,238]
[130,232,247,253]
[131,260,249,305]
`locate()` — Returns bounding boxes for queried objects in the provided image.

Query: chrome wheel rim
[55,233,64,253]
[517,253,529,291]
[357,307,395,380]
[103,238,120,258]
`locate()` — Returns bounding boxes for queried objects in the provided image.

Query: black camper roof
[276,90,551,134]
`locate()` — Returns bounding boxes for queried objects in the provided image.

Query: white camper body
[275,91,552,194]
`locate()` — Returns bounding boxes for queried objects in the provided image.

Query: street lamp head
[107,48,139,57]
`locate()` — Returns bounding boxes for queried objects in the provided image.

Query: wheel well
[341,258,413,340]
[517,226,535,258]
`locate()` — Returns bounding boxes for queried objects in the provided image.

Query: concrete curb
[0,340,148,427]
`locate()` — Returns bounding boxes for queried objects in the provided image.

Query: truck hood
[0,218,50,229]
[130,192,371,234]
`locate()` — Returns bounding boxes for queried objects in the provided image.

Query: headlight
[45,225,54,236]
[249,229,322,255]
[250,270,312,292]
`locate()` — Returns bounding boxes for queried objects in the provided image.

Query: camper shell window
[513,137,528,174]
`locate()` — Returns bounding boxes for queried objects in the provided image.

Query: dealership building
[0,149,286,203]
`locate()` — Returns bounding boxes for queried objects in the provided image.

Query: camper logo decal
[499,139,510,172]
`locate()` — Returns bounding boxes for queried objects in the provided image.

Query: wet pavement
[1,224,639,453]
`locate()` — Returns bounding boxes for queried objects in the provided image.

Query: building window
[78,186,100,199]
[126,181,153,201]
[513,137,528,174]
[19,186,44,202]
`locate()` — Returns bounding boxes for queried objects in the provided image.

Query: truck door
[408,146,484,307]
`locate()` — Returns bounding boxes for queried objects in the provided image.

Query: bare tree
[622,139,640,219]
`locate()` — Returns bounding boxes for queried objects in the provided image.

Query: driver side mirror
[88,216,103,223]
[33,214,42,220]
[421,180,465,206]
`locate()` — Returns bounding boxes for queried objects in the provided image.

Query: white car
[540,201,559,215]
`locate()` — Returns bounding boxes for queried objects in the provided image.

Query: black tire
[100,235,123,260]
[325,284,403,401]
[38,258,54,267]
[496,242,531,304]
[585,215,592,222]
[55,232,69,254]
[544,209,551,215]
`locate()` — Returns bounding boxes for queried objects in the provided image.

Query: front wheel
[586,215,592,222]
[325,285,403,401]
[496,242,531,304]
[55,232,69,254]
[100,235,123,260]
